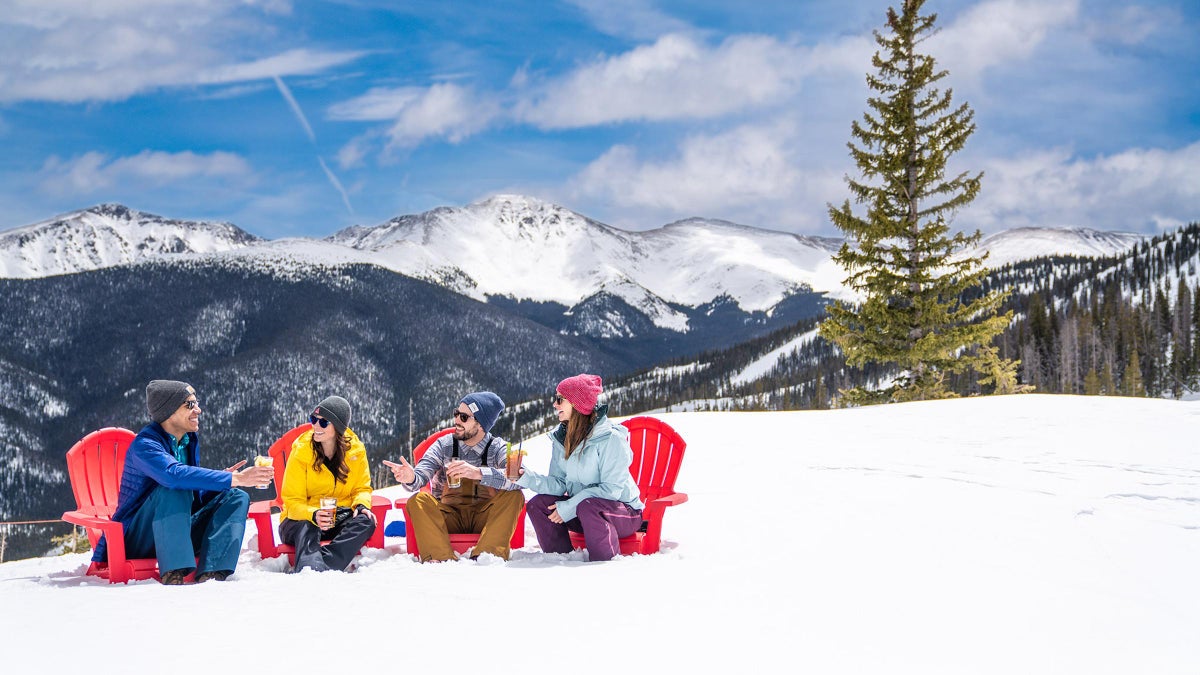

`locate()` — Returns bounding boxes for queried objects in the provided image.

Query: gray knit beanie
[146,380,195,423]
[315,395,352,437]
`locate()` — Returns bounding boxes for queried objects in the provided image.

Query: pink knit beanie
[557,373,603,415]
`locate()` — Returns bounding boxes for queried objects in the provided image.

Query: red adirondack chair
[61,427,171,584]
[567,416,688,556]
[393,428,527,558]
[248,423,392,565]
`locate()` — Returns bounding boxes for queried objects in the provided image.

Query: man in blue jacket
[92,379,273,584]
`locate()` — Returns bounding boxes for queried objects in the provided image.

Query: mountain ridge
[1,196,1146,316]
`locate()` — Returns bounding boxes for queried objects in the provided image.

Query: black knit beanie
[315,396,352,437]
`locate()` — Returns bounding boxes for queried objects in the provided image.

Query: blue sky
[1,0,1197,239]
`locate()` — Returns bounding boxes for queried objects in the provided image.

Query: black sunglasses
[552,394,566,406]
[452,411,472,423]
[309,415,331,428]
[184,400,201,410]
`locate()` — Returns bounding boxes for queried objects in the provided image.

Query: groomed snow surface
[2,394,1197,674]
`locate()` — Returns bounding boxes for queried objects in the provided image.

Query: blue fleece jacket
[92,422,233,562]
[516,405,644,521]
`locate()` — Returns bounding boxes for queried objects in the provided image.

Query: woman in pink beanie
[513,373,644,561]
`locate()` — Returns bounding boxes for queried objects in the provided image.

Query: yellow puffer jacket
[280,428,374,523]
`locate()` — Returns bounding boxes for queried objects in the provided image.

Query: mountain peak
[0,204,260,278]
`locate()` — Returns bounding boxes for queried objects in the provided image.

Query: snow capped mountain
[326,195,844,318]
[0,197,1151,322]
[0,203,260,278]
[328,194,646,303]
[966,227,1144,268]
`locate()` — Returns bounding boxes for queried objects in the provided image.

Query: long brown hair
[563,408,597,460]
[311,431,351,483]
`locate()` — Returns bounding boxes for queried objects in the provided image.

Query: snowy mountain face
[965,227,1144,268]
[320,196,849,332]
[0,203,260,277]
[0,198,1147,326]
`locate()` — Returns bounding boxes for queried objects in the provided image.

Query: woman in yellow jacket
[278,395,377,572]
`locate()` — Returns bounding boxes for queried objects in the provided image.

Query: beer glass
[319,497,337,530]
[445,458,462,489]
[253,454,273,489]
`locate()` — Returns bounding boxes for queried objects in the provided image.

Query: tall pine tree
[819,0,1017,403]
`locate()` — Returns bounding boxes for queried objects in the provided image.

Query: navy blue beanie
[459,391,504,432]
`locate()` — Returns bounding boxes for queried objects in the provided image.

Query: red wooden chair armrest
[366,495,392,549]
[247,501,279,559]
[62,510,132,583]
[642,492,688,522]
[61,509,113,530]
[638,492,688,556]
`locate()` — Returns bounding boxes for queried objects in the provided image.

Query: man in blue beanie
[383,391,525,561]
[92,380,275,584]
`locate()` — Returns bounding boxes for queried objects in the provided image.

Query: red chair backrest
[65,427,136,518]
[621,416,686,503]
[411,428,456,493]
[266,423,313,508]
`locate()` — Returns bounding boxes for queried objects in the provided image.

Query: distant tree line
[596,223,1200,414]
[983,223,1200,398]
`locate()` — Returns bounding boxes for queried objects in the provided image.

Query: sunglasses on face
[184,400,201,410]
[552,394,566,406]
[309,415,331,428]
[452,411,472,423]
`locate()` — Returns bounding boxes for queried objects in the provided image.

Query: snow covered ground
[2,394,1197,674]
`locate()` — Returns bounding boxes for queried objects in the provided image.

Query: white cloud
[328,87,426,121]
[335,135,373,170]
[331,83,500,151]
[568,121,845,231]
[0,1,360,103]
[564,0,693,41]
[1083,4,1166,46]
[930,0,1080,82]
[515,0,1082,133]
[200,49,364,86]
[39,150,251,195]
[573,124,799,209]
[516,33,809,128]
[969,141,1200,232]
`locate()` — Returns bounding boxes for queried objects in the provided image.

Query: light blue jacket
[517,405,644,521]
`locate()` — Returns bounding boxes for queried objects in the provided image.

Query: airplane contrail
[319,157,354,215]
[272,75,316,143]
[274,75,354,215]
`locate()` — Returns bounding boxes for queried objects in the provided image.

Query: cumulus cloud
[39,150,251,195]
[929,0,1080,82]
[514,1,1080,132]
[330,83,500,151]
[567,121,846,231]
[0,0,361,103]
[970,142,1200,232]
[516,33,809,128]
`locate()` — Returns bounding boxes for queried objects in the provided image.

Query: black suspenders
[451,436,495,465]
